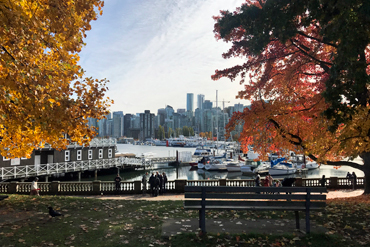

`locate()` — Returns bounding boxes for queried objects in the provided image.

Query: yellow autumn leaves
[0,0,112,158]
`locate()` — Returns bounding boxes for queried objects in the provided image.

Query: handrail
[0,176,363,195]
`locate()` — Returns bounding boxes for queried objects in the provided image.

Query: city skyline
[107,92,242,115]
[78,0,248,114]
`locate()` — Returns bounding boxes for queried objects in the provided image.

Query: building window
[11,158,20,165]
[108,149,112,158]
[77,150,82,161]
[65,150,70,161]
[99,149,103,159]
[88,150,93,160]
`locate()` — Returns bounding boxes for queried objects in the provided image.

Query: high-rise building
[197,94,204,110]
[139,110,155,140]
[203,100,212,110]
[123,114,132,137]
[186,93,194,112]
[112,111,124,138]
[165,105,174,120]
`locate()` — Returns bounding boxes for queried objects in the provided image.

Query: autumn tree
[189,127,195,136]
[175,128,181,137]
[167,127,173,138]
[213,0,370,193]
[157,125,165,140]
[0,0,112,158]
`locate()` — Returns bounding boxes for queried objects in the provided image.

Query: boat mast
[216,90,218,154]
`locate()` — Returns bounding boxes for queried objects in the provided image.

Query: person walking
[346,172,353,188]
[30,177,40,196]
[267,174,273,187]
[352,172,357,190]
[162,172,167,194]
[157,172,163,195]
[142,172,148,194]
[320,175,326,187]
[255,174,261,187]
[149,172,156,196]
[114,174,122,194]
[154,173,160,197]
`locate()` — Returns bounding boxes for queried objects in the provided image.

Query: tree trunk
[360,152,370,194]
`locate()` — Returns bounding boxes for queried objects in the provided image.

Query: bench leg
[306,209,310,234]
[199,209,206,234]
[295,211,300,230]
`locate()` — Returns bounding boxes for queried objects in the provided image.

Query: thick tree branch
[290,39,332,72]
[297,31,338,48]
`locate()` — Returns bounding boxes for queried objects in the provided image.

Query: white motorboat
[226,161,244,172]
[268,158,296,176]
[253,162,271,174]
[240,160,260,174]
[194,147,213,156]
[240,165,253,174]
[268,163,296,176]
[205,159,227,171]
[305,161,319,170]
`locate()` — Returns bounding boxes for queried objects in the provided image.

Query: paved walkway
[92,189,364,201]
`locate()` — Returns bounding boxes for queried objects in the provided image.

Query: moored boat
[205,159,227,171]
[226,161,244,172]
[268,158,296,176]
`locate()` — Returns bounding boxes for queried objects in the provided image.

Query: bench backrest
[184,186,327,210]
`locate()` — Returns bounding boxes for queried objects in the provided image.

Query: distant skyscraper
[112,111,124,138]
[186,93,194,112]
[197,94,204,110]
[140,110,155,140]
[203,100,212,110]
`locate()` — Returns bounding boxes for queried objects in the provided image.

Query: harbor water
[79,144,365,182]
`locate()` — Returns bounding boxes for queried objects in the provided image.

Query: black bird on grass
[48,206,63,217]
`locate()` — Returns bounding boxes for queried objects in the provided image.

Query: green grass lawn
[0,194,369,246]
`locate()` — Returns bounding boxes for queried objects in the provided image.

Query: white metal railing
[0,155,176,180]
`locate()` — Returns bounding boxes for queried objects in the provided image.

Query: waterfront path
[88,189,364,201]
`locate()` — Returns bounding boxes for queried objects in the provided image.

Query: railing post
[219,179,226,186]
[134,180,141,193]
[295,177,303,187]
[329,177,338,189]
[175,179,187,193]
[8,181,18,194]
[51,181,60,195]
[93,180,101,195]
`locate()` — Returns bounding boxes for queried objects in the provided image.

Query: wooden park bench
[184,186,327,234]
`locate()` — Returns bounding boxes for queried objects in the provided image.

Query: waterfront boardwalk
[0,156,176,180]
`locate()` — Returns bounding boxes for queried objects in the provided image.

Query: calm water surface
[81,144,364,182]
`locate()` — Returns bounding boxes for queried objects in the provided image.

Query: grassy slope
[0,194,369,247]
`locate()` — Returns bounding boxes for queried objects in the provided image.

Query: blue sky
[79,0,247,114]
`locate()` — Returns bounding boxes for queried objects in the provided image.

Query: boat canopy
[270,157,286,167]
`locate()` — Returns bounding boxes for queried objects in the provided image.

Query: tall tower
[197,94,204,110]
[186,93,194,112]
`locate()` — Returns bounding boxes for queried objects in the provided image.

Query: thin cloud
[79,0,247,114]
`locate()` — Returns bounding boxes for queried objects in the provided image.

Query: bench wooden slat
[184,200,326,208]
[185,186,327,193]
[185,193,326,201]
